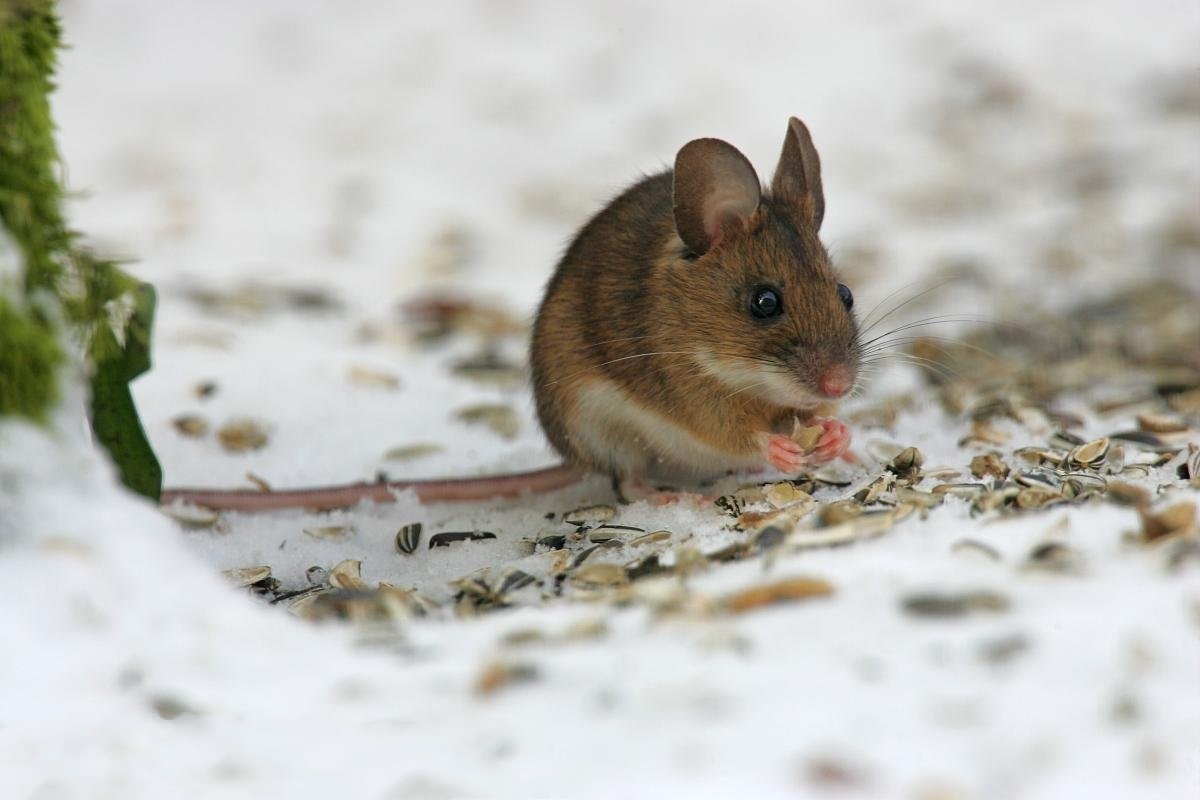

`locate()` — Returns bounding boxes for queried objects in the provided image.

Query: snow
[2,0,1198,798]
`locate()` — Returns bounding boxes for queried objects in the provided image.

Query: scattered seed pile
[175,283,1200,632]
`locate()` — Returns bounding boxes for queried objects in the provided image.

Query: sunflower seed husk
[723,576,834,613]
[1137,412,1188,434]
[428,530,498,548]
[395,522,422,554]
[970,452,1009,480]
[764,481,815,510]
[1107,481,1151,507]
[328,559,367,590]
[1049,430,1086,449]
[790,420,825,452]
[588,525,639,543]
[820,500,864,526]
[1015,486,1064,510]
[451,351,525,386]
[895,487,944,509]
[454,403,519,439]
[222,566,272,588]
[216,418,269,453]
[161,501,221,528]
[866,440,905,463]
[172,414,209,438]
[951,539,1002,562]
[383,443,443,461]
[1069,437,1110,468]
[932,482,987,499]
[304,525,354,541]
[854,474,894,504]
[563,505,616,525]
[305,566,329,586]
[887,446,925,476]
[346,365,400,390]
[475,661,539,696]
[1014,470,1062,490]
[570,562,628,588]
[625,552,666,580]
[1178,444,1200,481]
[1024,541,1084,574]
[630,530,672,547]
[901,590,1010,618]
[1138,502,1197,544]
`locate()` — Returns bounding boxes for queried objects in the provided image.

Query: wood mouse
[530,117,858,501]
[163,118,857,511]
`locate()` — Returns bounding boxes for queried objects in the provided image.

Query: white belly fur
[569,378,761,482]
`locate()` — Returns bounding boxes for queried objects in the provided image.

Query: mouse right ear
[771,117,824,230]
[673,138,761,255]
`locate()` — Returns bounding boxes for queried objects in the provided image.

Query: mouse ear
[771,117,824,230]
[673,138,761,255]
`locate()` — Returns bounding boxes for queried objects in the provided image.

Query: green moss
[0,1,162,499]
[0,295,62,423]
[0,0,70,298]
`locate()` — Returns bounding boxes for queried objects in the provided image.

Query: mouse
[161,117,858,512]
[530,116,859,501]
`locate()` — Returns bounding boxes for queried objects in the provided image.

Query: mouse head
[670,117,860,410]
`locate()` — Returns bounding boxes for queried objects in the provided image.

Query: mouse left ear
[771,117,824,230]
[673,138,761,256]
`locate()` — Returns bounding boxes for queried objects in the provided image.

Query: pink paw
[810,417,852,465]
[761,433,806,474]
[758,418,853,474]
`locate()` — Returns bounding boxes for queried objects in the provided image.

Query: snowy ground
[2,1,1199,798]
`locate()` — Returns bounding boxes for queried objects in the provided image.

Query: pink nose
[819,365,851,398]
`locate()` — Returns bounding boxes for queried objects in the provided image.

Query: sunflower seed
[969,452,1009,479]
[382,443,443,461]
[475,661,539,696]
[630,530,672,547]
[216,418,269,452]
[764,481,815,509]
[570,562,628,588]
[428,530,497,548]
[222,566,272,588]
[951,539,1002,562]
[790,420,825,452]
[901,590,1010,618]
[1069,437,1110,468]
[1137,412,1188,434]
[304,525,354,540]
[328,559,367,590]
[1024,541,1084,574]
[887,446,925,476]
[395,522,422,554]
[563,505,616,525]
[346,365,400,390]
[1015,486,1064,509]
[161,501,221,528]
[172,414,209,438]
[454,403,519,439]
[1138,502,1197,544]
[724,577,834,613]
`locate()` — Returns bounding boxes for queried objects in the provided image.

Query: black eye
[749,286,783,319]
[837,283,854,310]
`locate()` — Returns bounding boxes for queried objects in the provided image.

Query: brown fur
[530,118,859,483]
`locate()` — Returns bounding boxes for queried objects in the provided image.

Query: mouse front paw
[809,417,852,464]
[758,419,852,474]
[759,433,807,474]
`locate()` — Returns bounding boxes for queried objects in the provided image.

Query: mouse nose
[819,365,851,398]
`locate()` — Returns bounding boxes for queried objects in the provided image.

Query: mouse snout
[818,364,852,398]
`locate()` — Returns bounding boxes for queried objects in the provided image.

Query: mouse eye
[837,283,854,311]
[749,286,783,319]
